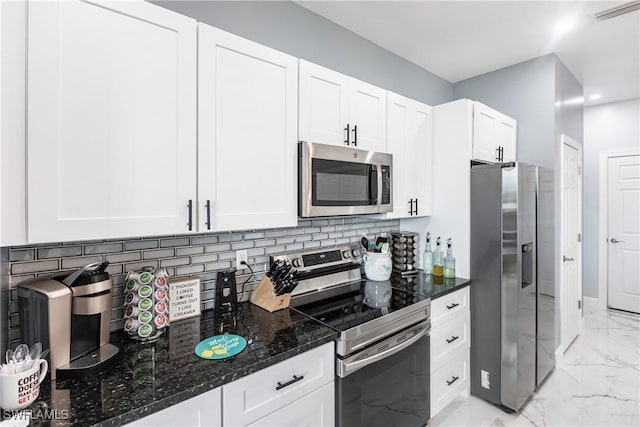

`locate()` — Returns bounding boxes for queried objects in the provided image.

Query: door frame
[559,134,583,352]
[597,148,640,309]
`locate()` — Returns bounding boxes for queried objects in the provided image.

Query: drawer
[430,351,469,418]
[431,309,470,370]
[432,286,469,325]
[223,342,334,426]
[248,382,334,427]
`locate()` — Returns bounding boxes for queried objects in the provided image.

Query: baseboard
[555,346,563,364]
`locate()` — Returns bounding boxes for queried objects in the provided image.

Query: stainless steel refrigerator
[469,162,555,412]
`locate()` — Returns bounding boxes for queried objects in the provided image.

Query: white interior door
[561,137,582,352]
[607,155,640,313]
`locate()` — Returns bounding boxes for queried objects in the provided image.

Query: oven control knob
[352,248,361,257]
[292,258,301,268]
[342,250,351,259]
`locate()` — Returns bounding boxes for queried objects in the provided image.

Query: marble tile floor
[431,301,640,427]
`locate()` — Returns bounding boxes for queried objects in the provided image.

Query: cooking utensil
[361,236,369,250]
[5,349,13,365]
[381,243,390,254]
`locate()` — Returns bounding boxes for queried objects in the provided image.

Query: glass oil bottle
[422,232,433,274]
[433,237,444,277]
[444,238,456,278]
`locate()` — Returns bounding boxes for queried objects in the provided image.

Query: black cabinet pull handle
[205,200,211,230]
[499,146,504,162]
[446,302,459,310]
[275,374,304,390]
[446,376,459,386]
[496,147,501,161]
[414,198,418,215]
[344,124,350,145]
[408,199,414,215]
[187,200,193,231]
[446,335,459,344]
[352,125,357,146]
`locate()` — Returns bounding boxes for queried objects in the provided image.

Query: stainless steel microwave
[299,141,392,217]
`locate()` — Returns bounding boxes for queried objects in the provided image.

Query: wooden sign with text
[169,278,201,322]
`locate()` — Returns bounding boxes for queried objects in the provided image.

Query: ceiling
[296,1,640,107]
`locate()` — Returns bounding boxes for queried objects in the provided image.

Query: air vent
[592,1,640,22]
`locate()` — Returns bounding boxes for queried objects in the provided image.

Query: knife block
[250,276,291,312]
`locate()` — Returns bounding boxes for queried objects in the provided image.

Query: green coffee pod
[138,324,153,338]
[138,272,153,285]
[125,279,138,292]
[138,311,153,324]
[138,298,153,311]
[138,285,153,298]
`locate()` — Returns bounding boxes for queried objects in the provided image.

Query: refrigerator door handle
[522,242,534,288]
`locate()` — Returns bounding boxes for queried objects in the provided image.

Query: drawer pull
[446,303,459,310]
[275,374,304,391]
[446,376,459,386]
[446,335,459,344]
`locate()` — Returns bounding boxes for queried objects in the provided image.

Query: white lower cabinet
[126,343,334,427]
[430,287,471,418]
[125,387,222,427]
[223,342,334,426]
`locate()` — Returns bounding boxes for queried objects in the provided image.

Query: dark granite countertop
[20,303,337,427]
[388,272,471,300]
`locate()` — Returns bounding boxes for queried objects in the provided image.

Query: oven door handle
[338,322,430,378]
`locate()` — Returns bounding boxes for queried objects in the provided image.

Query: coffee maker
[18,262,119,380]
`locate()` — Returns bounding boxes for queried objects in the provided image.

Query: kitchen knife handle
[187,200,193,231]
[205,200,211,230]
[352,125,357,146]
[344,124,350,146]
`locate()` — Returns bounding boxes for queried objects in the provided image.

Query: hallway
[431,301,640,426]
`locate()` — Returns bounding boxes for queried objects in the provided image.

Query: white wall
[583,98,640,298]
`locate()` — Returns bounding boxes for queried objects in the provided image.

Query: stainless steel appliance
[17,262,120,380]
[282,246,431,427]
[469,163,555,412]
[298,141,392,217]
[536,167,555,386]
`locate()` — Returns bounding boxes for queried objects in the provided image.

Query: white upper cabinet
[198,24,298,232]
[386,92,432,219]
[472,101,517,163]
[27,0,197,243]
[299,60,387,152]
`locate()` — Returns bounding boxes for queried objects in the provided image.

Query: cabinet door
[198,24,298,232]
[386,93,431,219]
[27,0,197,243]
[496,115,517,162]
[125,387,222,427]
[348,79,387,152]
[386,93,411,218]
[410,102,433,216]
[472,101,500,163]
[248,382,335,427]
[299,60,349,147]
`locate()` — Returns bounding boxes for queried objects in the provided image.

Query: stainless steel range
[274,245,431,427]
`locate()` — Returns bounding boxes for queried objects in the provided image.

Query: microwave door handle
[377,162,383,208]
[369,164,379,205]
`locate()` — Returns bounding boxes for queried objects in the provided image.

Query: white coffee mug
[0,360,48,410]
